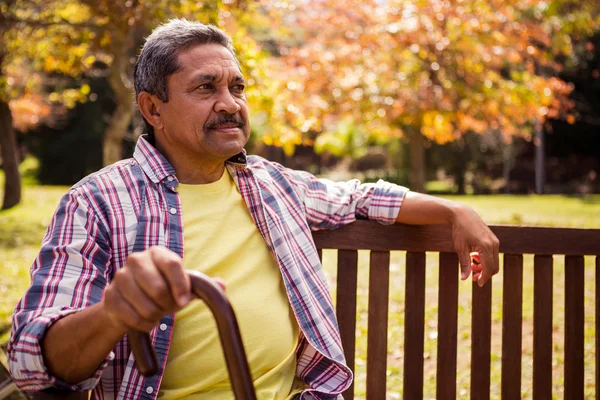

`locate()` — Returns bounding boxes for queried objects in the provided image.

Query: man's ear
[137,92,164,131]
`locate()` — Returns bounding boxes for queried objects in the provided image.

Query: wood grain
[404,252,426,400]
[501,254,523,400]
[366,251,390,400]
[533,255,553,400]
[564,255,584,400]
[336,249,358,400]
[436,253,459,400]
[471,280,492,400]
[313,220,600,255]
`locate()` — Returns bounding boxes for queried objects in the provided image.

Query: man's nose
[214,89,241,114]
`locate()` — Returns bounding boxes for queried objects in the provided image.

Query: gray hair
[134,19,238,132]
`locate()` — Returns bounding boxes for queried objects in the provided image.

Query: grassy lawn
[1,177,598,398]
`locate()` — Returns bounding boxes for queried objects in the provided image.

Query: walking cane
[129,271,257,400]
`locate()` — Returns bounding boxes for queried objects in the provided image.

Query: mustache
[205,115,245,130]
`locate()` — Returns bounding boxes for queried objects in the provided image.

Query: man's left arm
[273,164,498,285]
[396,191,500,287]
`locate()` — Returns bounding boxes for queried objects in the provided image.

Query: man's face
[157,44,250,162]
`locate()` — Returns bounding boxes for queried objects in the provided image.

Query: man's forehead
[177,44,240,69]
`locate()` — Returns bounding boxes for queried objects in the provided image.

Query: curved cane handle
[128,271,257,400]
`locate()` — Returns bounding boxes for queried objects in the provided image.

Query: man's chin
[204,129,249,153]
[206,140,247,160]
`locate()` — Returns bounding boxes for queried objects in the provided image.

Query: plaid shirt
[9,136,406,400]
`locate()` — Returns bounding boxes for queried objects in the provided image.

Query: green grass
[0,181,67,342]
[0,180,598,398]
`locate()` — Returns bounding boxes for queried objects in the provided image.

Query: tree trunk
[455,168,466,194]
[103,37,134,166]
[502,140,514,194]
[103,100,133,166]
[408,130,425,193]
[0,99,21,209]
[534,119,545,194]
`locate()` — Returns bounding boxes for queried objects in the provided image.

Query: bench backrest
[312,220,600,400]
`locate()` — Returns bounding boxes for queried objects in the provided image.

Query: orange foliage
[9,94,51,132]
[263,0,593,152]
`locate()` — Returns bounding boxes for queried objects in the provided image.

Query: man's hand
[449,205,500,287]
[103,246,193,333]
[396,192,500,286]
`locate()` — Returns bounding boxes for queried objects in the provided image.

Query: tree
[0,0,274,207]
[264,0,599,192]
[0,0,21,209]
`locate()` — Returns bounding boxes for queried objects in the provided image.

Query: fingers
[477,240,500,287]
[458,250,472,281]
[104,283,159,332]
[213,277,227,292]
[451,205,500,286]
[148,247,192,307]
[470,253,482,281]
[103,246,191,333]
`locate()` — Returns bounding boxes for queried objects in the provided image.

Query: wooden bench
[312,220,600,399]
[11,221,600,399]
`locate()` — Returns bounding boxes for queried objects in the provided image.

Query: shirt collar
[133,135,247,184]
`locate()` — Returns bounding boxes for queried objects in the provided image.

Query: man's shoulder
[69,157,141,196]
[245,155,296,180]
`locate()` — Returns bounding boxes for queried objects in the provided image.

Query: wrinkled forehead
[169,44,244,87]
[177,44,241,74]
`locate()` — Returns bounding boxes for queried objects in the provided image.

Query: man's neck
[154,139,226,184]
[176,163,225,184]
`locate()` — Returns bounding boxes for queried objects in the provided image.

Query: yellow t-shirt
[158,170,303,400]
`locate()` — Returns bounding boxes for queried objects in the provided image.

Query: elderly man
[9,19,499,400]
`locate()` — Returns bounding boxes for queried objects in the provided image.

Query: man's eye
[232,84,245,92]
[197,84,213,90]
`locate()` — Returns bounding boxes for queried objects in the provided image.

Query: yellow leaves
[491,31,507,44]
[44,55,58,71]
[82,55,96,68]
[421,112,455,144]
[55,2,92,24]
[48,88,87,109]
[80,84,91,96]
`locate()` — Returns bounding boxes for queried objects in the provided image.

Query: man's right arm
[41,302,127,384]
[41,248,193,384]
[8,189,193,391]
[8,189,115,392]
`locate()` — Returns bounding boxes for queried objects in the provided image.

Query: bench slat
[336,250,358,400]
[471,278,492,400]
[436,253,459,400]
[367,251,390,400]
[565,255,585,400]
[312,221,600,255]
[501,254,523,400]
[404,252,426,400]
[533,255,553,400]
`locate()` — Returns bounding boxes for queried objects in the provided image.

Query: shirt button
[159,323,168,331]
[169,207,177,215]
[167,175,174,182]
[146,386,154,394]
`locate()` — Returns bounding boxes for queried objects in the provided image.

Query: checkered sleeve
[277,166,409,231]
[7,188,114,392]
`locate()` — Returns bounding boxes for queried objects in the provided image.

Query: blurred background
[0,0,599,205]
[1,1,600,398]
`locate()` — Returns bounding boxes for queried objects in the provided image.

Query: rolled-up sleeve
[7,189,113,392]
[280,167,409,231]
